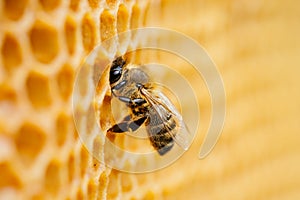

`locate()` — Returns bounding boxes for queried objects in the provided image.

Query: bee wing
[141,87,192,150]
[156,91,193,150]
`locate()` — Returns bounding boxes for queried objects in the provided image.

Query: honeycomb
[1,0,300,200]
[0,0,163,199]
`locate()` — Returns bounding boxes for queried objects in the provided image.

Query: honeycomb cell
[80,146,89,177]
[86,104,96,135]
[1,33,22,73]
[0,162,22,189]
[0,83,17,103]
[26,71,52,108]
[117,4,129,33]
[92,135,103,165]
[14,122,46,165]
[76,188,84,200]
[55,112,69,146]
[3,0,28,20]
[143,191,156,200]
[81,13,96,52]
[130,4,141,29]
[136,174,147,184]
[88,0,100,9]
[67,152,75,183]
[30,193,44,200]
[56,63,74,101]
[76,63,90,97]
[98,171,108,199]
[100,10,116,41]
[64,16,77,55]
[107,170,120,199]
[39,0,60,11]
[29,21,59,63]
[142,2,150,26]
[69,0,80,11]
[120,173,133,192]
[106,0,117,8]
[99,93,112,131]
[87,179,97,199]
[44,160,61,196]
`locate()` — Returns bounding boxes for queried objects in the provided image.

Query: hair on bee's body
[107,56,191,155]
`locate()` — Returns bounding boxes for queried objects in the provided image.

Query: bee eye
[110,69,122,84]
[109,56,126,84]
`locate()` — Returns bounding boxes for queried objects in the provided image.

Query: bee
[107,56,191,155]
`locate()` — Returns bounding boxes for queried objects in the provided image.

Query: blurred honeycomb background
[1,0,300,199]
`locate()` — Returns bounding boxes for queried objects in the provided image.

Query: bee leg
[106,115,131,141]
[118,96,146,106]
[107,116,147,133]
[107,122,129,133]
[128,116,147,131]
[118,96,131,104]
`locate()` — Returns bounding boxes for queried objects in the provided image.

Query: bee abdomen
[147,130,174,155]
[146,116,177,155]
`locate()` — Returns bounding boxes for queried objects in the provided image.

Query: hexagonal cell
[39,0,61,11]
[76,63,90,97]
[99,94,113,132]
[67,152,75,183]
[130,4,141,29]
[86,104,96,135]
[29,21,59,63]
[87,179,98,199]
[107,170,120,199]
[81,13,96,52]
[0,162,22,189]
[0,83,17,103]
[106,0,117,7]
[56,63,74,101]
[142,2,151,26]
[3,0,28,20]
[26,71,52,108]
[136,174,148,185]
[14,122,46,165]
[100,10,116,42]
[92,135,103,164]
[1,33,22,73]
[80,146,90,177]
[88,0,100,9]
[69,0,80,11]
[64,16,77,55]
[76,188,85,199]
[120,173,133,192]
[117,4,129,33]
[98,171,108,199]
[30,193,44,200]
[55,112,70,146]
[143,190,156,200]
[44,160,62,196]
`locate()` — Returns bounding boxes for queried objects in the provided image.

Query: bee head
[109,56,126,84]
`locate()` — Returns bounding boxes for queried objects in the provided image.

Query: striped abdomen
[145,108,177,155]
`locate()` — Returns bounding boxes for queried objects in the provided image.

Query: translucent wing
[141,87,192,150]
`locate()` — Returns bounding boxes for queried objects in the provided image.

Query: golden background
[0,0,299,199]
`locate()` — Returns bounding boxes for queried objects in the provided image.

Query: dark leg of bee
[112,80,127,90]
[128,116,147,131]
[118,96,146,106]
[107,116,147,133]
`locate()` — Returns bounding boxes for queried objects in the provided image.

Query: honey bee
[107,56,191,155]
